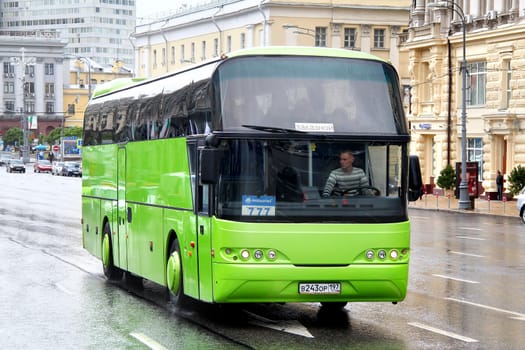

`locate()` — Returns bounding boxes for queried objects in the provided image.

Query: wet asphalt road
[0,167,524,349]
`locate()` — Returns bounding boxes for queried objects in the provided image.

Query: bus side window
[198,184,210,214]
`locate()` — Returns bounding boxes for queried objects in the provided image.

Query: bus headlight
[366,250,374,260]
[267,250,276,260]
[254,250,263,260]
[378,250,387,260]
[390,250,399,260]
[240,249,250,260]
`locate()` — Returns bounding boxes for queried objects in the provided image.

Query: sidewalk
[409,193,517,218]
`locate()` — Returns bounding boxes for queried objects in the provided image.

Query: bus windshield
[215,56,405,134]
[214,138,407,223]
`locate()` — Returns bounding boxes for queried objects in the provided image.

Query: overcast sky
[136,0,171,19]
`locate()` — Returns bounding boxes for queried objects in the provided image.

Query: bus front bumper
[211,263,408,303]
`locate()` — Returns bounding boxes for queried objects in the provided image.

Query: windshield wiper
[242,124,305,134]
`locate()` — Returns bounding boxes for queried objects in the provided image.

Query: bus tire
[166,239,189,307]
[102,222,123,281]
[320,301,347,310]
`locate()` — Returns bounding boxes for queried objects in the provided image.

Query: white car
[516,187,525,223]
[51,161,65,176]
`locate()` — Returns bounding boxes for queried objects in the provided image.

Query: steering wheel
[342,186,381,196]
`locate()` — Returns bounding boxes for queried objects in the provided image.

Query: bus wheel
[102,223,123,281]
[320,302,347,310]
[166,239,189,307]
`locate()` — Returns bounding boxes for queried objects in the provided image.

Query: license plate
[299,282,341,295]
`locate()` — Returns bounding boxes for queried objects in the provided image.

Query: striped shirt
[323,167,368,197]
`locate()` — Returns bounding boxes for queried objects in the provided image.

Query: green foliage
[3,128,23,146]
[45,127,83,144]
[436,164,456,190]
[507,165,525,195]
[45,128,62,144]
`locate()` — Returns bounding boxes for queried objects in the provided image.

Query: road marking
[130,332,168,350]
[457,227,482,231]
[456,235,486,241]
[449,251,486,258]
[408,322,478,343]
[55,282,74,295]
[245,311,314,338]
[445,298,525,321]
[432,274,479,284]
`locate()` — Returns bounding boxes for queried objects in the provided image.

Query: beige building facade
[132,0,411,86]
[404,0,525,195]
[63,60,132,128]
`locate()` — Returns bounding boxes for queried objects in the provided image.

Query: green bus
[82,46,422,309]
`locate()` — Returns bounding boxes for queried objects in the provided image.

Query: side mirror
[408,155,423,202]
[200,148,221,184]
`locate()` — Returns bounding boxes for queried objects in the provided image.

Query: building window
[3,62,14,75]
[153,49,157,67]
[45,63,54,75]
[344,28,357,49]
[25,65,35,76]
[227,35,232,52]
[502,59,511,109]
[24,82,35,95]
[171,46,175,64]
[67,104,76,114]
[3,81,15,94]
[191,42,195,62]
[162,48,166,65]
[467,138,483,180]
[45,83,55,96]
[315,27,327,47]
[214,38,219,57]
[467,61,486,106]
[373,29,385,49]
[201,41,206,61]
[181,44,185,62]
[46,102,54,113]
[25,102,35,113]
[5,101,15,112]
[240,33,246,49]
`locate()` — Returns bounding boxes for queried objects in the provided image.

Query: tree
[45,127,83,144]
[436,164,456,190]
[3,128,23,146]
[507,165,525,195]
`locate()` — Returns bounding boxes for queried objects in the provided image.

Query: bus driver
[322,150,369,197]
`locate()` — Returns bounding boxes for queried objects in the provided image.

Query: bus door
[196,172,214,301]
[117,146,128,270]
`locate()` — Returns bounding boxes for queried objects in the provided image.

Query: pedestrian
[49,152,54,164]
[496,170,504,200]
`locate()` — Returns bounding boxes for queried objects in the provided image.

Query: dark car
[33,159,52,173]
[61,162,81,177]
[6,159,25,173]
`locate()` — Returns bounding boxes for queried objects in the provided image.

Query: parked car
[51,161,65,176]
[33,159,52,173]
[0,153,14,166]
[61,162,81,177]
[6,159,25,173]
[516,187,525,223]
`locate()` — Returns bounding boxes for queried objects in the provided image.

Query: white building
[0,31,68,139]
[0,0,136,67]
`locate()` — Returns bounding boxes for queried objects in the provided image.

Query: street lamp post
[10,48,35,163]
[429,1,470,209]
